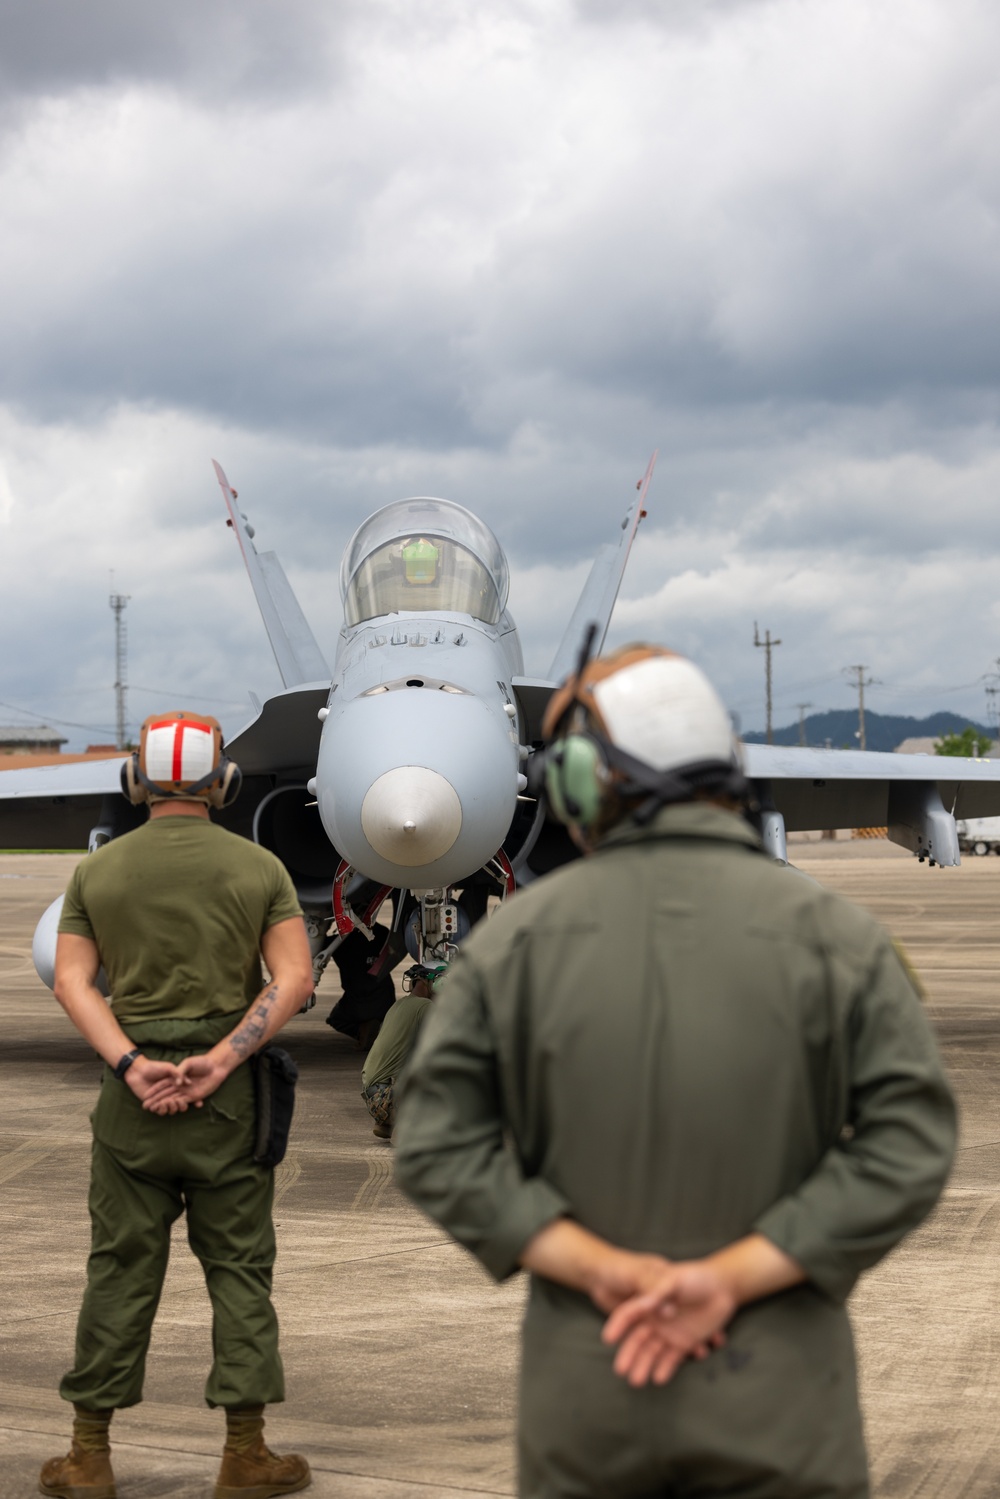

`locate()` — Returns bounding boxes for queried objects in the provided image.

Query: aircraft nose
[362,767,462,866]
[315,686,519,888]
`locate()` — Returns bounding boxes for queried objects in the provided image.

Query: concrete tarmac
[2,844,1000,1498]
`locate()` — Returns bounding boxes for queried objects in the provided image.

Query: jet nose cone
[361,767,462,867]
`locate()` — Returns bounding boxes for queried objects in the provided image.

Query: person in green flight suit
[40,710,315,1499]
[361,964,442,1139]
[395,644,956,1499]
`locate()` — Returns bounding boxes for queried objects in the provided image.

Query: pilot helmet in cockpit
[401,536,441,586]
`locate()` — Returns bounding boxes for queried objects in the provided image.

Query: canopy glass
[340,498,510,627]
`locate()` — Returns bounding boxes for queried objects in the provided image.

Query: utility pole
[109,590,130,750]
[753,623,782,745]
[985,658,1000,752]
[795,702,812,748]
[843,664,875,751]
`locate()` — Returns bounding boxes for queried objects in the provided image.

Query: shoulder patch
[892,939,927,1002]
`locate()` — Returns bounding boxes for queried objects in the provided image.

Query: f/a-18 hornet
[10,453,1000,993]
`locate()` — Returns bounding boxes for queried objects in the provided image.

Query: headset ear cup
[544,742,570,824]
[207,759,242,809]
[546,735,606,828]
[121,754,148,805]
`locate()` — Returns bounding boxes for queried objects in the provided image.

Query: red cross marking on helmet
[149,719,212,783]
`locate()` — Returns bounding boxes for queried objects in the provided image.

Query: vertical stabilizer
[213,461,330,688]
[548,452,656,683]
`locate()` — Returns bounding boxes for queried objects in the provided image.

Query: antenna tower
[753,623,782,744]
[109,591,130,750]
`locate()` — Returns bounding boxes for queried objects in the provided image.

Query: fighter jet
[17,456,654,985]
[9,453,1000,994]
[211,457,669,973]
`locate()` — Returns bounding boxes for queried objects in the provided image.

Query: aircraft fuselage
[316,612,524,890]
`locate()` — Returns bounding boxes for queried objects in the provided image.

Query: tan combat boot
[39,1407,116,1499]
[214,1405,311,1499]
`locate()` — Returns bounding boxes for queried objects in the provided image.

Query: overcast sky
[2,0,999,749]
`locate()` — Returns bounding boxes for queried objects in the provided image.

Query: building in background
[0,727,67,756]
[0,727,123,772]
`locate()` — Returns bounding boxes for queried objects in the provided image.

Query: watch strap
[113,1047,142,1081]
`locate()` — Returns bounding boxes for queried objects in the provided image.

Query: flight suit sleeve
[57,865,95,941]
[753,937,957,1303]
[394,956,570,1282]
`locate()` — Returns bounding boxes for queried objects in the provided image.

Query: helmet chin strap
[599,740,751,825]
[132,763,224,801]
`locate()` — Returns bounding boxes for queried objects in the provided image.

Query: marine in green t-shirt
[42,709,314,1499]
[59,815,303,1023]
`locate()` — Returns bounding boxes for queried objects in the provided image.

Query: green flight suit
[395,802,957,1499]
[57,816,302,1412]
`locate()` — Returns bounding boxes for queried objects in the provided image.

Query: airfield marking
[0,944,34,977]
[272,1151,303,1208]
[350,1149,395,1213]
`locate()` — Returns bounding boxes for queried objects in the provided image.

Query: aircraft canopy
[340,497,510,627]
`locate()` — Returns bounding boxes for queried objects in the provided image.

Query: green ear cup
[545,734,606,827]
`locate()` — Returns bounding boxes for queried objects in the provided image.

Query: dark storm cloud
[0,0,347,104]
[1,0,998,471]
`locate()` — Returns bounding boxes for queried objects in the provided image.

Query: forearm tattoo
[228,983,280,1060]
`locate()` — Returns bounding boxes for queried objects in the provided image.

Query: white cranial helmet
[538,644,744,835]
[590,652,738,774]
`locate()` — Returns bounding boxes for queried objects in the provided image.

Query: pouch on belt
[251,1045,299,1167]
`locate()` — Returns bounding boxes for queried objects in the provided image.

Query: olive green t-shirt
[58,816,303,1024]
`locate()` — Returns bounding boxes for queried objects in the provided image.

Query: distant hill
[742,709,994,754]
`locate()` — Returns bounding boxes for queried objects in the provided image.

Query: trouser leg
[60,1140,183,1410]
[519,1285,869,1499]
[185,1157,285,1408]
[362,1080,395,1125]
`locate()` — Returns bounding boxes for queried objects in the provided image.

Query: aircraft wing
[547,452,656,684]
[0,757,128,849]
[225,682,331,774]
[746,743,1000,865]
[745,744,1000,826]
[213,461,330,689]
[0,680,331,850]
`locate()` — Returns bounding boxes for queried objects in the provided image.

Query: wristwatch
[113,1047,143,1081]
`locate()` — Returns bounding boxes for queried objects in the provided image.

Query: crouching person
[360,966,439,1140]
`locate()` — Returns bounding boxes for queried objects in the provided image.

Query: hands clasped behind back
[141,1053,231,1114]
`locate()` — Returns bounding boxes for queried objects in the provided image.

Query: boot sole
[213,1476,310,1499]
[39,1484,116,1499]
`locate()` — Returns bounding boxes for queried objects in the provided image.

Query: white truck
[956,816,1000,855]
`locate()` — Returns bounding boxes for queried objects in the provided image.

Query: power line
[0,699,118,735]
[129,686,248,706]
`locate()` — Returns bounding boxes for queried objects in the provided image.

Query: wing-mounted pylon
[745,744,1000,866]
[547,451,656,684]
[213,460,330,689]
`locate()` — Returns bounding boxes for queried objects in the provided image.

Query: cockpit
[340,497,511,628]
